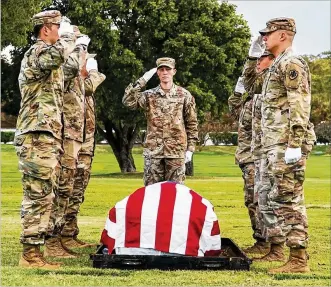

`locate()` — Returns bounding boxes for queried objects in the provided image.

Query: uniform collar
[155,84,177,96]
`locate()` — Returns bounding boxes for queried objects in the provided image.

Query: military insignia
[289,70,298,80]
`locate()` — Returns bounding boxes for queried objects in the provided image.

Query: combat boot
[61,236,97,249]
[243,241,270,255]
[253,243,286,262]
[19,244,61,269]
[44,237,79,258]
[269,248,310,274]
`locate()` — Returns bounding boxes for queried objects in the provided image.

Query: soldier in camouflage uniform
[14,10,76,269]
[237,46,275,255]
[123,58,198,185]
[44,26,91,258]
[61,54,106,249]
[228,72,263,254]
[254,18,316,274]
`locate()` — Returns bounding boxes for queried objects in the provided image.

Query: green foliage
[66,0,250,124]
[1,131,15,143]
[1,0,52,47]
[303,52,331,125]
[209,131,238,146]
[94,130,106,144]
[315,121,331,144]
[1,144,330,286]
[1,48,27,116]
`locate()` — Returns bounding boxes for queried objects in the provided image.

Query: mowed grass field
[1,144,330,286]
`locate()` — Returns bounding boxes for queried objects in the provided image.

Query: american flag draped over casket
[101,181,221,256]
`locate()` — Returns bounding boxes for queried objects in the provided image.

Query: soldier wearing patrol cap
[251,17,316,273]
[44,25,92,258]
[60,53,106,250]
[228,43,274,257]
[123,57,198,185]
[14,10,89,268]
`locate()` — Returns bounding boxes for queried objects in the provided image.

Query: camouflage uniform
[14,11,75,245]
[241,58,271,242]
[260,46,315,248]
[228,88,261,242]
[48,43,87,236]
[61,69,106,237]
[123,64,198,186]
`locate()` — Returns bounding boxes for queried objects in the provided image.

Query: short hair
[33,24,43,39]
[278,29,295,42]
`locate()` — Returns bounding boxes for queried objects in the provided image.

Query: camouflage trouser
[14,132,63,245]
[48,138,82,236]
[61,136,95,237]
[254,158,269,240]
[261,144,312,248]
[239,162,263,241]
[143,157,185,186]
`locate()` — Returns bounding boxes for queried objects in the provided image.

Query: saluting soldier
[14,10,74,269]
[123,58,198,185]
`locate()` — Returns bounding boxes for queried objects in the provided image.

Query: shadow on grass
[273,273,331,280]
[32,269,133,277]
[92,172,144,179]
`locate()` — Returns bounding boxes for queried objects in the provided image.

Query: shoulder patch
[285,61,303,89]
[289,69,298,80]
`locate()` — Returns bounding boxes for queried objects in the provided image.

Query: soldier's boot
[243,241,270,255]
[253,243,286,262]
[269,248,310,274]
[44,237,78,258]
[19,244,61,269]
[61,236,97,249]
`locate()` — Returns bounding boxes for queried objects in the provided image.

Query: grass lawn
[1,144,330,286]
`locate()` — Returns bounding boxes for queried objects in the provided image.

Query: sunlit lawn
[1,144,330,286]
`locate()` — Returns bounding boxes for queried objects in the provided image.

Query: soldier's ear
[173,68,177,75]
[279,31,286,41]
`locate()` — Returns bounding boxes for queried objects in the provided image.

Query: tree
[66,0,250,172]
[1,0,51,47]
[303,52,331,125]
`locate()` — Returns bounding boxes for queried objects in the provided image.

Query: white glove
[86,58,98,72]
[61,16,71,24]
[142,68,157,82]
[75,35,90,47]
[249,35,266,58]
[58,22,73,37]
[284,147,302,164]
[185,151,193,163]
[235,77,245,94]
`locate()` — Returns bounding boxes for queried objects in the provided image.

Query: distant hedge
[1,131,15,143]
[209,132,238,146]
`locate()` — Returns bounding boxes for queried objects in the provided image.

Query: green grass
[1,144,330,286]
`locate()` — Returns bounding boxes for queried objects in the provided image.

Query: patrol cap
[156,57,175,69]
[259,17,296,35]
[32,10,62,26]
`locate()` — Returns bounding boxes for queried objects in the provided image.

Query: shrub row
[208,132,238,146]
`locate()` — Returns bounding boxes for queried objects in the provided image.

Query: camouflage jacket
[241,59,268,160]
[261,47,313,148]
[228,91,254,165]
[123,79,199,158]
[83,70,106,140]
[62,47,87,142]
[16,34,76,140]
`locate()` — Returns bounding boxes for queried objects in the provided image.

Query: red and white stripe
[101,181,221,256]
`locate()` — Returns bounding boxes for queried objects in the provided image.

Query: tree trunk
[185,155,194,176]
[97,119,140,173]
